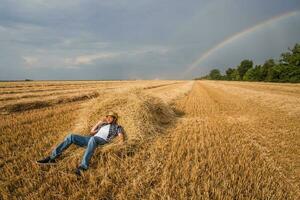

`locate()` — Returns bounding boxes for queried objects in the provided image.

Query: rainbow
[183,10,300,77]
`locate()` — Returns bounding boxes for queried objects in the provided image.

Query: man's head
[106,111,118,124]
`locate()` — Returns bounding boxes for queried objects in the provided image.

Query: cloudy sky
[0,0,299,80]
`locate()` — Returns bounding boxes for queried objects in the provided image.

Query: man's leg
[79,136,107,169]
[50,133,91,160]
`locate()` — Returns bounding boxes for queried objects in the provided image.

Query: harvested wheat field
[0,80,299,199]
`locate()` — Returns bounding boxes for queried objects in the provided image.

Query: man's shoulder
[113,123,123,128]
[112,123,124,131]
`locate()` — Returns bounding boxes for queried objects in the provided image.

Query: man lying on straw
[37,111,125,176]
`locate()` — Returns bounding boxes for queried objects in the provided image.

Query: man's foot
[75,166,87,176]
[36,156,56,164]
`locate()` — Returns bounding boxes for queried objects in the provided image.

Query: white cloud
[130,46,170,55]
[22,56,38,66]
[60,38,109,49]
[9,0,82,10]
[64,45,170,66]
[0,25,7,31]
[65,52,119,65]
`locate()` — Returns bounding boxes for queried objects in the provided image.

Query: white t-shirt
[94,124,111,141]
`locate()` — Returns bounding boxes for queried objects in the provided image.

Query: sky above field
[0,0,300,80]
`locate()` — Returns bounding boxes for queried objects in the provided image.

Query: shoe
[75,166,87,176]
[36,156,56,164]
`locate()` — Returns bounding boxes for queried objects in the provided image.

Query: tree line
[195,43,300,83]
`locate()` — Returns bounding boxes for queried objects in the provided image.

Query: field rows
[0,80,299,199]
[0,81,182,114]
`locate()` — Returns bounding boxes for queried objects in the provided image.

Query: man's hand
[90,118,106,134]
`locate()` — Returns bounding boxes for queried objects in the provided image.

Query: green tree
[244,65,263,81]
[278,65,300,83]
[243,68,254,81]
[279,43,300,82]
[194,43,300,83]
[262,59,276,81]
[225,68,235,80]
[280,43,300,67]
[209,69,222,80]
[266,65,283,82]
[237,59,253,79]
[288,66,300,82]
[231,69,240,81]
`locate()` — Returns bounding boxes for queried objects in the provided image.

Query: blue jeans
[50,133,107,169]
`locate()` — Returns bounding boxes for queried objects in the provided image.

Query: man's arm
[117,132,125,144]
[90,118,106,134]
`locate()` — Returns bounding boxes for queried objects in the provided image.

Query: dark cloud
[0,0,299,80]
